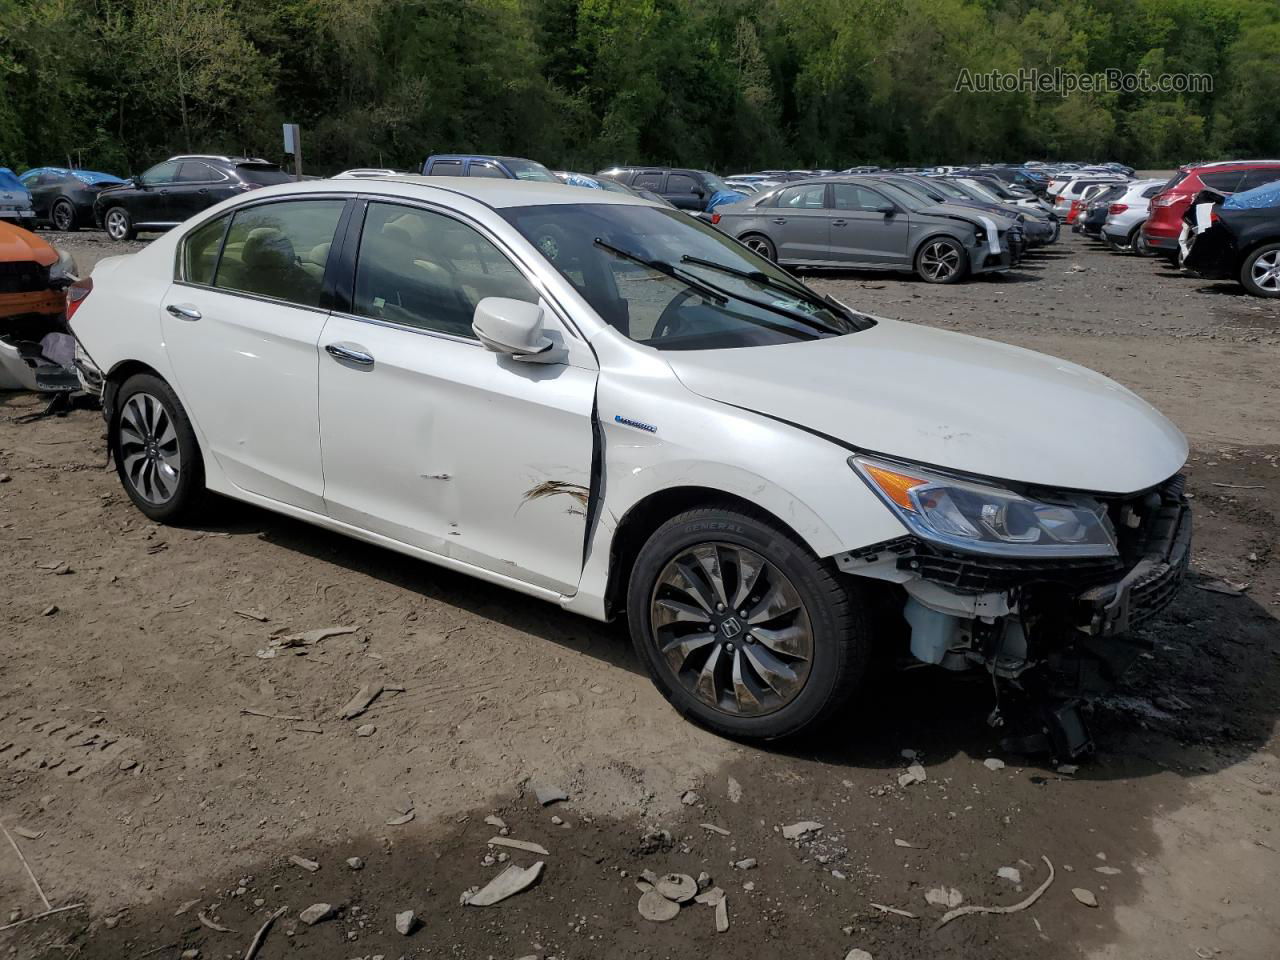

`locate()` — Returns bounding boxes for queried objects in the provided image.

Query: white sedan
[66,176,1191,747]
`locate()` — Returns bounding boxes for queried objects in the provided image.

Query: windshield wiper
[679,255,859,332]
[593,238,727,305]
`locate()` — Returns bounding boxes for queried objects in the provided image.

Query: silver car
[1101,178,1168,255]
[710,177,1014,283]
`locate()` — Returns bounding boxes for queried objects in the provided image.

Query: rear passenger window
[633,172,663,190]
[213,200,345,307]
[1200,171,1244,192]
[183,214,229,285]
[777,184,826,208]
[352,202,537,338]
[666,174,699,195]
[427,160,463,176]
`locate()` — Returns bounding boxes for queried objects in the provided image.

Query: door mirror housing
[875,203,896,215]
[473,297,554,359]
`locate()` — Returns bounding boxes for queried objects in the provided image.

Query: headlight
[850,455,1118,558]
[49,248,79,283]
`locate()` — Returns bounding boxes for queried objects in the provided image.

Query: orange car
[0,218,77,322]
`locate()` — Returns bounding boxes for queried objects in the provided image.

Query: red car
[1143,160,1280,259]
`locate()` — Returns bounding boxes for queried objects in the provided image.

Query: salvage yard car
[67,177,1191,752]
[710,176,1021,282]
[1181,178,1280,297]
[19,166,125,231]
[0,218,80,391]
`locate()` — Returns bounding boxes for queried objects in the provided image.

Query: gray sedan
[709,177,1014,283]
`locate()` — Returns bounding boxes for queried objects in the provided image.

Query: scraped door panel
[317,316,597,593]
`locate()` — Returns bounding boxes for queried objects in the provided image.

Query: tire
[1104,235,1125,253]
[626,504,871,740]
[110,373,205,522]
[915,236,969,283]
[1239,243,1280,298]
[51,199,77,232]
[1130,224,1154,257]
[739,233,776,262]
[104,205,135,241]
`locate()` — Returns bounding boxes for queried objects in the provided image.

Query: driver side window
[352,202,537,338]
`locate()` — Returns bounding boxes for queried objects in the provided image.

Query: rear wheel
[51,199,77,232]
[104,206,135,241]
[915,236,969,283]
[111,373,205,522]
[740,233,776,262]
[1130,224,1153,257]
[627,505,871,740]
[1241,243,1280,298]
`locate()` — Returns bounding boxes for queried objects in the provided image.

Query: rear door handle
[325,343,374,366]
[771,217,787,224]
[831,219,848,227]
[165,303,201,321]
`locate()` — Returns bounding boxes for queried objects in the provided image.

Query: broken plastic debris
[298,903,334,926]
[336,683,383,720]
[869,902,917,919]
[656,874,697,903]
[925,887,964,908]
[1072,887,1098,907]
[845,951,874,960]
[638,889,680,922]
[714,896,729,932]
[727,776,743,803]
[898,764,927,787]
[487,836,549,856]
[533,783,568,806]
[385,811,415,826]
[289,855,320,873]
[782,821,823,840]
[701,823,730,836]
[996,866,1021,884]
[983,758,1006,771]
[463,861,544,906]
[935,855,1055,929]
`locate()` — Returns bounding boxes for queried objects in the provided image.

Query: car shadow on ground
[187,495,1280,786]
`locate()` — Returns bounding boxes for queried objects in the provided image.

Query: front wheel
[51,199,77,232]
[1240,243,1280,298]
[111,373,205,522]
[627,505,870,740]
[915,237,969,283]
[104,206,135,241]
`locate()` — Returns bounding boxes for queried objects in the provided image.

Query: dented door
[316,311,597,594]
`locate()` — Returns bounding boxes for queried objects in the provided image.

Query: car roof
[247,175,652,209]
[167,154,273,165]
[427,155,532,163]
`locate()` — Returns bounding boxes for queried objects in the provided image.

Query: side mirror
[473,297,554,358]
[875,204,896,215]
[692,186,705,196]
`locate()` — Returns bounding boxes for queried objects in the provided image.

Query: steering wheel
[652,289,696,341]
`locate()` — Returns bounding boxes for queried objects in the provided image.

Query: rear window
[236,163,292,186]
[1200,171,1244,192]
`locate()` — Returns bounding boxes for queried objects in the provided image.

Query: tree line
[2,0,1277,178]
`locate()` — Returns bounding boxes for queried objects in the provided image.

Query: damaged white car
[67,178,1190,754]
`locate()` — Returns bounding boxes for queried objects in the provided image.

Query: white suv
[65,177,1190,748]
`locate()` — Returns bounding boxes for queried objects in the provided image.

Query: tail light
[1067,200,1081,222]
[710,212,721,224]
[65,276,93,322]
[1210,210,1221,224]
[1108,203,1128,215]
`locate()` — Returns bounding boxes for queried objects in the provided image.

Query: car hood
[913,202,1017,230]
[0,220,57,266]
[664,317,1187,494]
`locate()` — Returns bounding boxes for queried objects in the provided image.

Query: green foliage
[0,0,1276,175]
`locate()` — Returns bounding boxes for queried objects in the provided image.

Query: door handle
[325,343,374,366]
[831,219,848,227]
[771,217,787,224]
[165,303,201,321]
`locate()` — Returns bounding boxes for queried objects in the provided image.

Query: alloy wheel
[1251,251,1280,292]
[105,208,129,240]
[920,240,961,281]
[52,201,74,231]
[649,542,814,717]
[118,393,182,504]
[743,236,773,260]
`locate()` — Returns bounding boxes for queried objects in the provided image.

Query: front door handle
[165,303,201,321]
[831,219,848,227]
[771,217,787,224]
[325,343,374,366]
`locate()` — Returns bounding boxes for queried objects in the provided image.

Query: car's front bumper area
[837,473,1191,686]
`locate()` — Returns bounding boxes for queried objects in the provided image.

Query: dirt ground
[2,229,1278,960]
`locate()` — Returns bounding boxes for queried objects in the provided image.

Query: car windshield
[963,181,1004,204]
[499,203,871,350]
[874,181,933,211]
[503,159,560,183]
[703,173,733,193]
[925,179,968,199]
